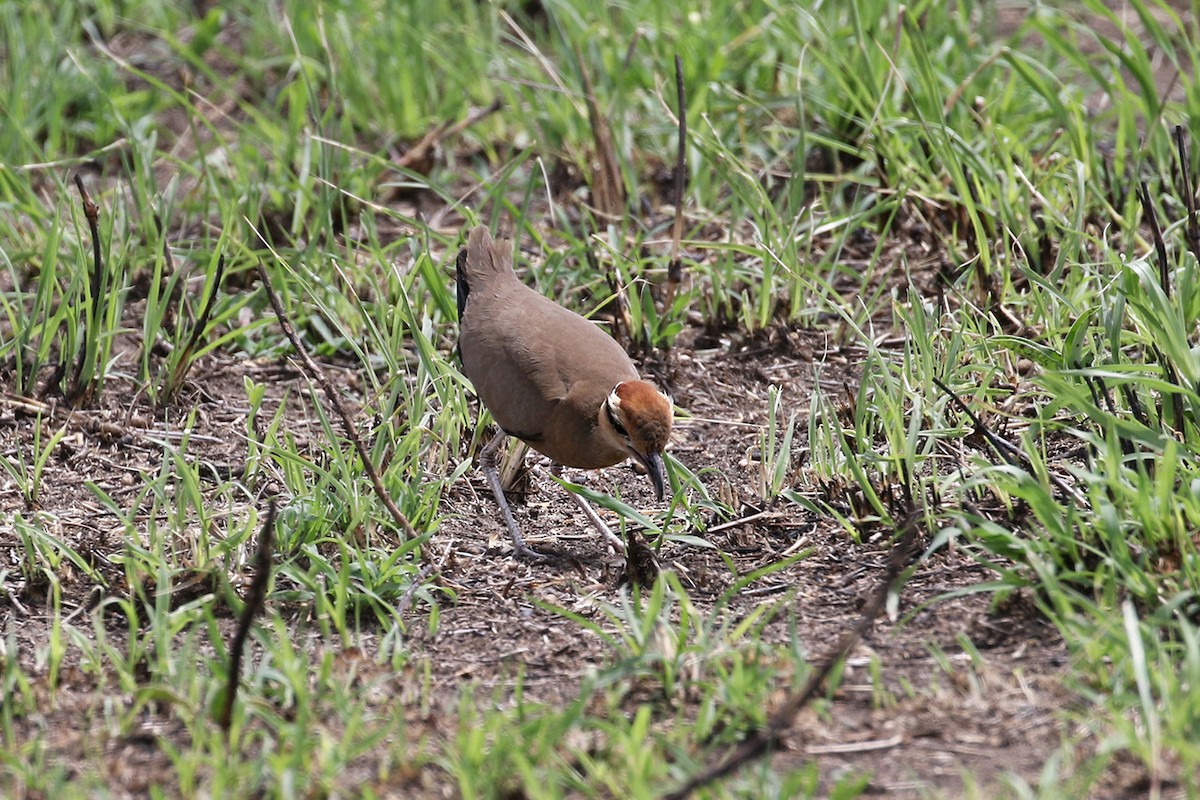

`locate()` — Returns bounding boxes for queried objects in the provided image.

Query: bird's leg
[479,430,552,561]
[549,464,626,555]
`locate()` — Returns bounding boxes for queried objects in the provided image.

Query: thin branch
[933,377,1026,468]
[933,377,1082,503]
[67,174,105,404]
[575,43,625,221]
[665,515,920,800]
[1174,126,1200,268]
[396,98,503,171]
[217,499,276,732]
[256,262,417,539]
[75,175,103,323]
[668,54,688,273]
[663,55,689,329]
[1138,180,1170,298]
[1091,375,1134,458]
[1151,344,1187,438]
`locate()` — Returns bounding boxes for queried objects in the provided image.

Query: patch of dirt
[8,2,1174,791]
[2,316,1080,798]
[421,329,1075,797]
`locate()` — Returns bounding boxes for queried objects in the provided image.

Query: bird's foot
[509,539,557,562]
[509,540,587,574]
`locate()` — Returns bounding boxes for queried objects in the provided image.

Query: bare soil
[11,3,1197,794]
[1,312,1087,799]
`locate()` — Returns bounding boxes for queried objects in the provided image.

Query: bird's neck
[594,395,627,452]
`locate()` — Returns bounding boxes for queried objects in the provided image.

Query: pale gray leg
[480,430,551,561]
[550,464,626,555]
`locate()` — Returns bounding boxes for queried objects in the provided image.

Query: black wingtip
[455,246,469,320]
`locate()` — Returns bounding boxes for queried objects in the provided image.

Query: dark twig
[1166,362,1187,442]
[1175,126,1200,266]
[75,175,103,324]
[1120,383,1149,429]
[67,174,105,403]
[395,542,450,619]
[1151,344,1187,438]
[217,499,276,732]
[667,54,688,290]
[620,29,643,72]
[575,43,625,221]
[933,377,1027,469]
[184,256,229,355]
[933,377,1081,503]
[1091,375,1134,458]
[1138,181,1171,298]
[256,263,417,539]
[396,98,503,171]
[664,515,920,800]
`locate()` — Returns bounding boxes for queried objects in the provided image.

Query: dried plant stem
[1173,126,1199,266]
[256,263,417,539]
[67,174,105,404]
[665,516,919,800]
[217,500,276,732]
[396,98,502,170]
[667,54,687,282]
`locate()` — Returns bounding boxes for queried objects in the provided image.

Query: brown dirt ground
[8,3,1199,796]
[3,314,1085,799]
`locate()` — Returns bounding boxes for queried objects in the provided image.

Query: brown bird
[456,224,673,561]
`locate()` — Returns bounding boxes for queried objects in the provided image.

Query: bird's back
[457,226,637,468]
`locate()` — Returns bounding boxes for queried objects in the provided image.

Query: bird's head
[602,380,673,500]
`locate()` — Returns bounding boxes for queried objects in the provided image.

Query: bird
[455,224,673,562]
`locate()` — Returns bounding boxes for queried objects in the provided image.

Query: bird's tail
[456,225,511,320]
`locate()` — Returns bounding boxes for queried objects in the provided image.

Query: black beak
[637,451,666,501]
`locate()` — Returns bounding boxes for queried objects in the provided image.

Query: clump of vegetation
[1,0,1198,797]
